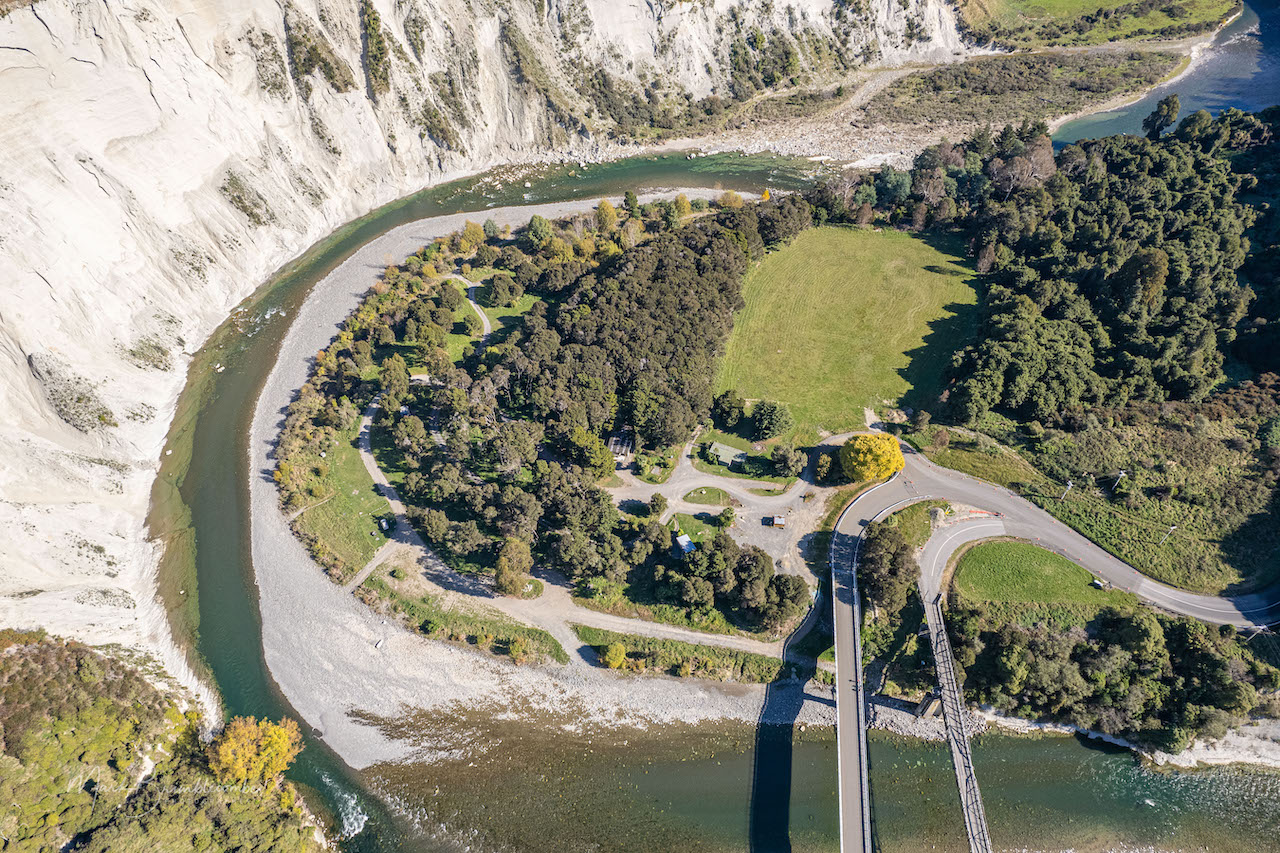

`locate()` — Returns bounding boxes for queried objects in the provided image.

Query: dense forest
[806,107,1279,422]
[950,601,1280,751]
[276,194,814,634]
[0,630,318,851]
[806,105,1280,594]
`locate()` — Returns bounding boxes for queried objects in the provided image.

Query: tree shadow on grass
[897,229,984,416]
[898,300,981,416]
[1218,488,1280,601]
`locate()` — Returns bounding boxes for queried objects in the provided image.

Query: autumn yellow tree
[718,190,744,209]
[603,643,627,669]
[595,198,618,232]
[461,220,485,252]
[838,434,904,482]
[674,193,692,218]
[209,716,303,788]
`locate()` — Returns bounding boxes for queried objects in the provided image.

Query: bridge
[829,441,1280,853]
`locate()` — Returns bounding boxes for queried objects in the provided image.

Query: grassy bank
[360,573,568,664]
[571,624,788,683]
[716,227,978,441]
[952,540,1138,628]
[958,0,1236,48]
[289,421,390,584]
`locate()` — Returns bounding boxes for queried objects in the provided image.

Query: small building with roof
[707,441,747,470]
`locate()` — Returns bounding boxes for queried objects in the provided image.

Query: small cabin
[673,533,696,557]
[770,516,787,529]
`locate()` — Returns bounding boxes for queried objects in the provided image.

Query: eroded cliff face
[0,0,968,706]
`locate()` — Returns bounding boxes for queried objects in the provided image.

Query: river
[1056,0,1280,141]
[153,34,1280,850]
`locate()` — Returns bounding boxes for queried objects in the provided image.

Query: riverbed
[155,70,1280,853]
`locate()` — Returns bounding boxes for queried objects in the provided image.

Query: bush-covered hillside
[0,630,320,852]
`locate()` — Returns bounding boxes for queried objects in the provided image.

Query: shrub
[603,642,627,668]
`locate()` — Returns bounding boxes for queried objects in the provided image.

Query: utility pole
[1113,470,1126,490]
[1061,480,1073,500]
[1159,524,1177,546]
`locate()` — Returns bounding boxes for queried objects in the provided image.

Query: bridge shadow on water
[747,640,814,853]
[747,525,884,852]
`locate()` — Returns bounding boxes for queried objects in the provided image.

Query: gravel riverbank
[248,191,837,770]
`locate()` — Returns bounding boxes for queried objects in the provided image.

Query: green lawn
[480,291,541,338]
[673,512,721,544]
[683,487,731,506]
[291,422,390,583]
[953,541,1138,628]
[717,227,977,441]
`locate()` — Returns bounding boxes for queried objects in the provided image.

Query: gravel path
[249,191,836,770]
[351,397,800,663]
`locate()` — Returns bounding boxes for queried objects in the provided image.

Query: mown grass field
[291,422,389,583]
[716,227,978,441]
[953,541,1138,628]
[683,487,731,506]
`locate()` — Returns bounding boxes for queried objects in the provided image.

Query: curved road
[845,444,1280,627]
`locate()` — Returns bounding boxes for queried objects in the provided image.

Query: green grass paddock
[717,227,977,441]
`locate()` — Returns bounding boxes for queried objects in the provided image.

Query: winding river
[155,16,1280,848]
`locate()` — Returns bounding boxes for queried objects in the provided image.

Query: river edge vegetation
[358,570,569,664]
[571,624,803,684]
[0,630,320,851]
[956,0,1240,48]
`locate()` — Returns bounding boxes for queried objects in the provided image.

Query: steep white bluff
[0,0,971,709]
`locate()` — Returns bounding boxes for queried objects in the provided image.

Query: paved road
[831,495,875,853]
[861,444,1280,627]
[830,438,1280,853]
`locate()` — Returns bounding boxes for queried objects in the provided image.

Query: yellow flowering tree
[838,434,904,482]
